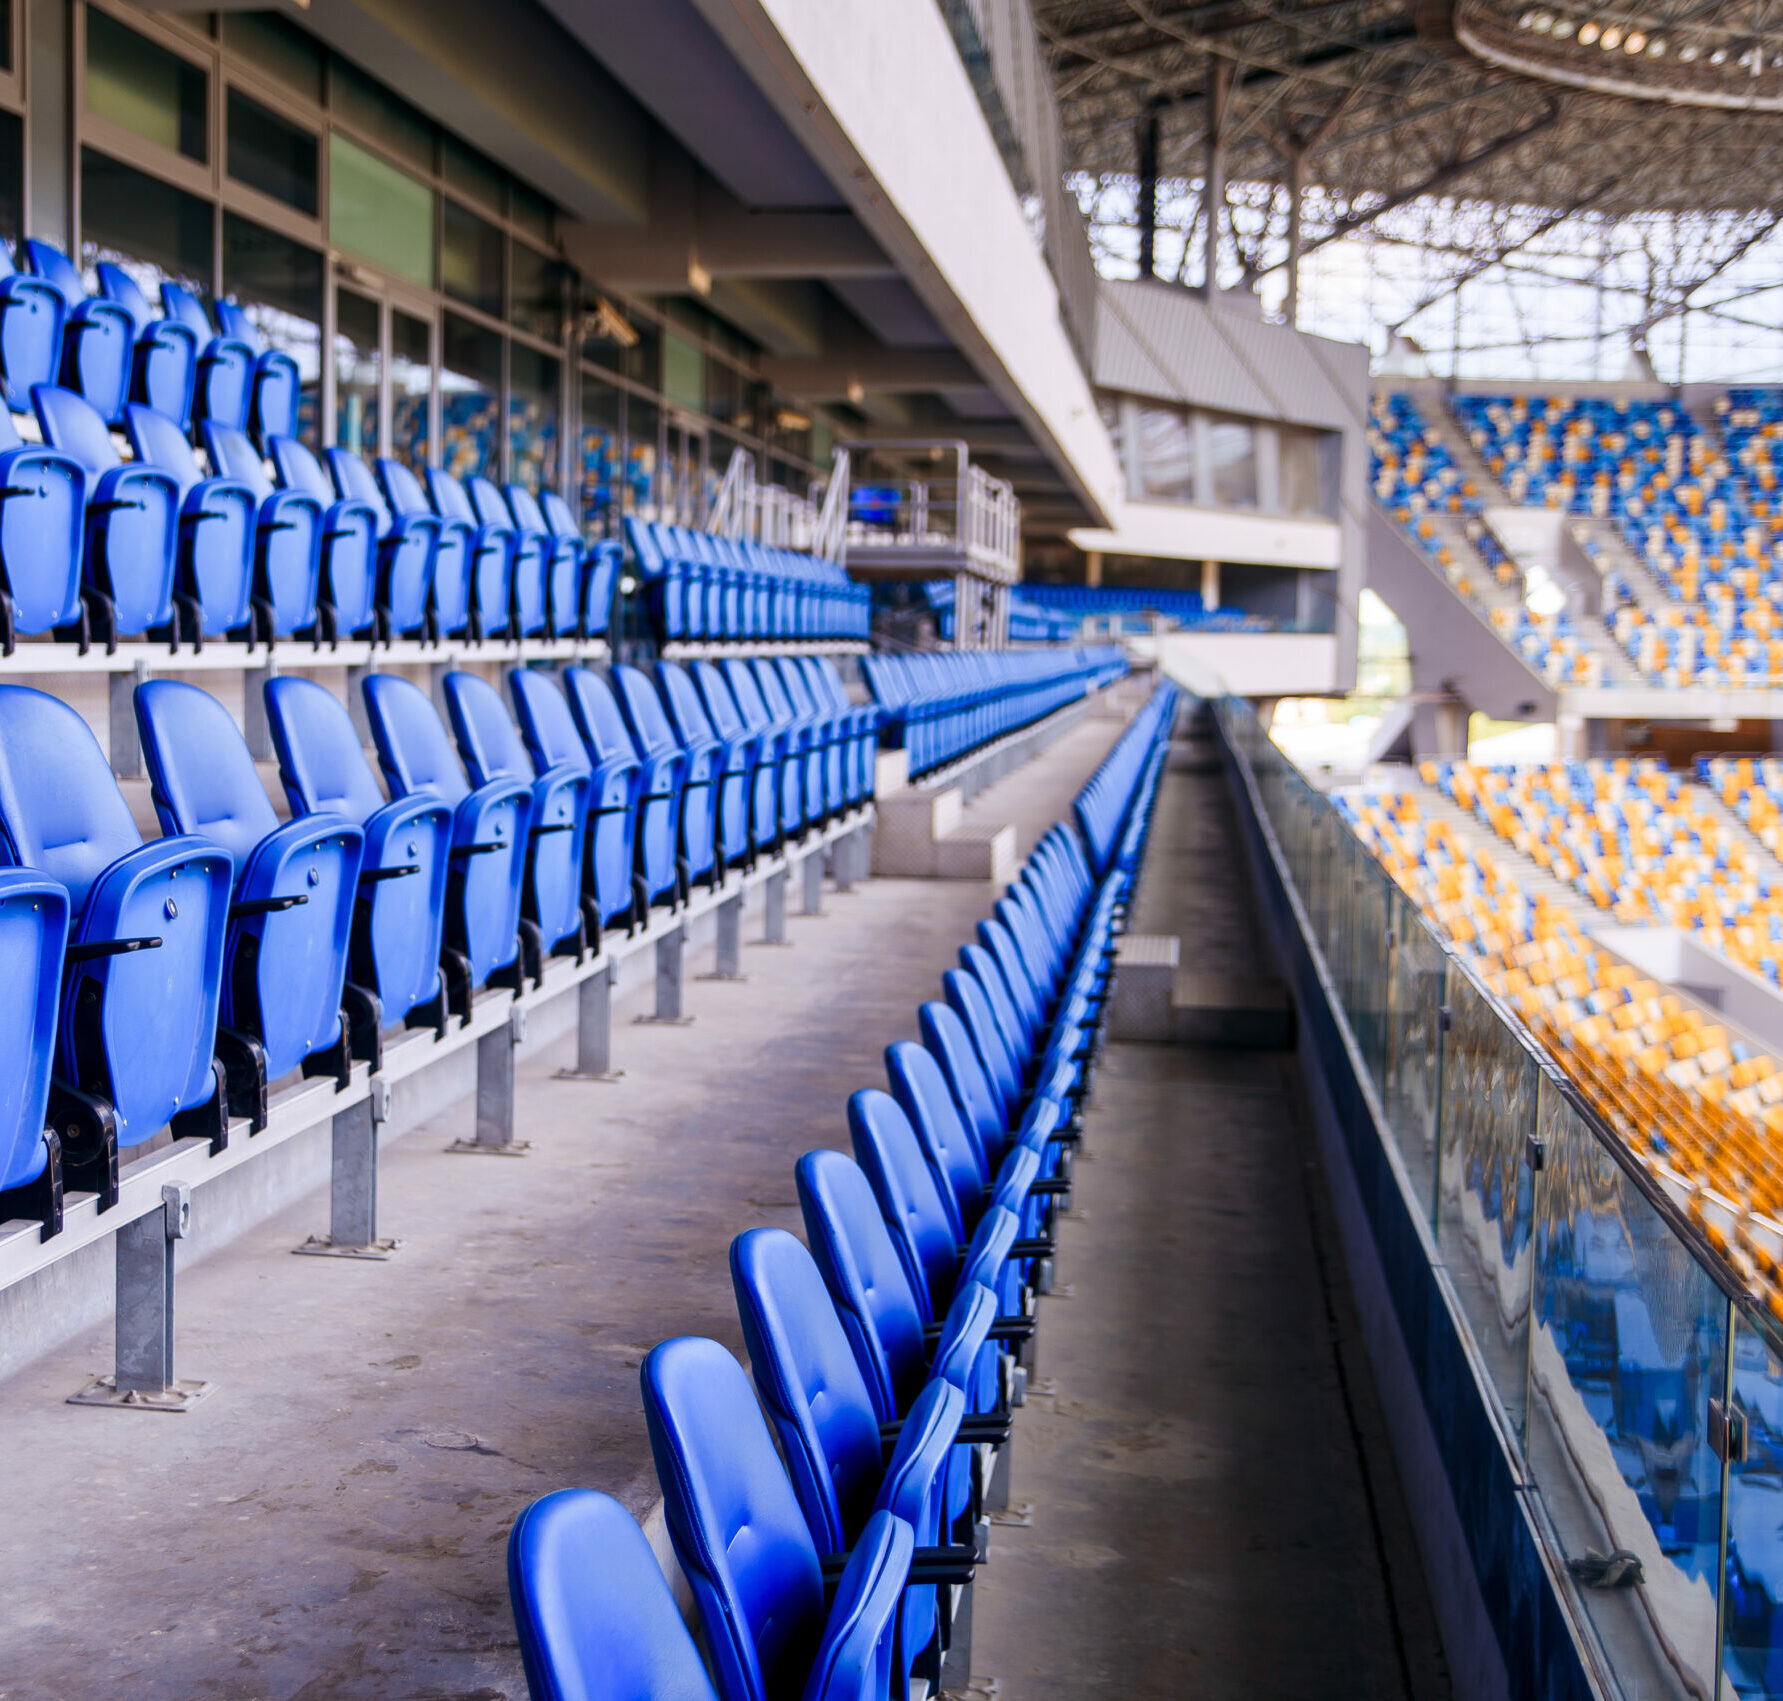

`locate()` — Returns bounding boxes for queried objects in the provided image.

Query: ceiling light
[1710,46,1728,62]
[1647,36,1666,54]
[1601,25,1623,48]
[1624,29,1645,50]
[1553,16,1576,35]
[1577,19,1599,42]
[1533,12,1555,31]
[1518,8,1537,24]
[1678,40,1698,59]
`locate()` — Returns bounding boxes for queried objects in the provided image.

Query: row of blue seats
[504,682,1179,1701]
[862,647,1128,777]
[625,517,869,646]
[920,580,1081,645]
[0,655,875,1237]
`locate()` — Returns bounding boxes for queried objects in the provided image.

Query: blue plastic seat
[624,517,682,642]
[615,664,713,891]
[722,660,802,840]
[264,676,452,1033]
[160,282,252,433]
[471,475,545,635]
[774,659,844,816]
[507,484,581,637]
[512,669,638,935]
[135,680,364,1085]
[199,422,322,640]
[752,661,825,826]
[0,243,67,411]
[641,1336,919,1701]
[574,666,683,909]
[363,673,530,992]
[94,263,197,429]
[0,402,85,651]
[692,662,775,858]
[25,241,132,425]
[378,459,467,637]
[268,436,379,642]
[425,467,512,640]
[443,671,588,970]
[660,662,750,873]
[326,449,435,638]
[0,685,231,1174]
[885,1038,988,1238]
[124,403,256,643]
[212,300,301,447]
[34,383,179,643]
[507,1487,721,1701]
[0,872,69,1236]
[543,491,619,636]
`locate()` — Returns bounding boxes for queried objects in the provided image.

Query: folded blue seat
[123,403,258,645]
[0,401,85,652]
[0,245,67,410]
[471,475,547,636]
[662,525,711,640]
[161,282,254,433]
[211,300,301,447]
[377,459,470,639]
[263,676,453,1035]
[326,449,435,639]
[442,671,588,972]
[94,264,198,428]
[363,673,530,994]
[25,241,132,425]
[658,661,749,875]
[511,668,638,935]
[426,467,514,640]
[885,1039,989,1237]
[546,494,619,636]
[641,1335,917,1701]
[614,664,710,894]
[199,422,322,641]
[135,680,366,1086]
[751,660,824,827]
[0,684,232,1191]
[506,484,581,638]
[773,659,844,817]
[801,658,878,804]
[0,872,69,1236]
[692,662,775,858]
[623,517,681,643]
[267,437,379,643]
[34,383,179,646]
[719,660,801,843]
[563,665,671,921]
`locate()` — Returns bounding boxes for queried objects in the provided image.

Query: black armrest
[1027,1178,1071,1195]
[451,841,506,856]
[66,935,162,962]
[909,1545,980,1584]
[360,864,421,884]
[987,1317,1035,1342]
[1009,1237,1053,1259]
[230,893,308,919]
[530,821,576,836]
[956,1414,1012,1445]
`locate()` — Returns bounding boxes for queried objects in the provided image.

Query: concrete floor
[969,742,1456,1701]
[0,713,1130,1701]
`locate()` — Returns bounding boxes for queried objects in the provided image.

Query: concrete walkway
[968,741,1455,1700]
[0,713,1128,1701]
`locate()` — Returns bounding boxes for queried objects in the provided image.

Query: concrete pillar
[1410,700,1471,761]
[453,1005,529,1154]
[1200,559,1221,612]
[1085,549,1103,588]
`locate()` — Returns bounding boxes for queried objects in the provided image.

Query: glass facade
[334,287,380,456]
[85,10,205,163]
[1109,391,1339,518]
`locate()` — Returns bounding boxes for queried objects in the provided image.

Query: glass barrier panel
[1529,1090,1729,1699]
[1354,858,1393,1094]
[1385,894,1447,1223]
[1724,1307,1783,1698]
[1437,971,1539,1440]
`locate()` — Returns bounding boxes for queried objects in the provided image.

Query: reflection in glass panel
[1726,1309,1783,1697]
[1136,406,1195,503]
[1210,417,1257,507]
[1529,1096,1728,1698]
[441,311,501,482]
[0,110,23,251]
[626,396,661,519]
[1384,899,1447,1223]
[328,133,434,289]
[510,241,561,341]
[334,288,380,457]
[1436,972,1538,1438]
[391,311,431,473]
[579,375,622,539]
[226,87,318,216]
[1280,427,1332,517]
[442,200,502,318]
[441,135,504,215]
[508,343,559,494]
[330,59,433,170]
[86,11,206,162]
[0,0,13,75]
[510,180,553,246]
[223,214,323,448]
[81,149,213,286]
[663,332,703,412]
[222,11,324,103]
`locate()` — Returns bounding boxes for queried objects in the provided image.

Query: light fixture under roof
[1624,30,1645,51]
[1600,24,1623,48]
[1577,18,1599,42]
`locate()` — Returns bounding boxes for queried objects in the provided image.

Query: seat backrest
[0,685,143,913]
[508,670,593,779]
[268,435,334,501]
[426,466,477,524]
[656,662,714,747]
[361,673,470,806]
[378,457,431,518]
[752,660,797,722]
[640,1337,825,1701]
[263,676,389,825]
[795,1148,929,1422]
[326,448,389,523]
[32,384,121,476]
[212,299,263,351]
[885,1038,987,1236]
[95,262,154,333]
[200,422,273,502]
[691,663,746,740]
[124,404,202,495]
[720,660,771,730]
[612,665,678,759]
[506,483,548,537]
[562,667,637,765]
[917,1000,1007,1160]
[23,240,88,308]
[729,1227,884,1557]
[943,967,1022,1110]
[506,1487,719,1701]
[134,681,278,870]
[466,474,513,530]
[442,670,530,786]
[800,1510,911,1701]
[846,1087,958,1321]
[159,282,215,338]
[540,489,580,540]
[0,871,67,1194]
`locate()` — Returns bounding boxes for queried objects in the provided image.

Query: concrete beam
[762,346,982,398]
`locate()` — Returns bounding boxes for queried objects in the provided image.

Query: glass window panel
[329,58,432,170]
[227,87,318,216]
[510,240,560,341]
[579,373,622,540]
[440,135,504,215]
[222,12,324,104]
[441,199,501,318]
[328,132,434,288]
[0,0,13,75]
[510,180,552,246]
[705,358,741,427]
[1384,896,1445,1215]
[1436,972,1540,1442]
[1136,406,1195,503]
[1529,1092,1728,1698]
[391,309,431,474]
[507,342,559,494]
[625,314,661,389]
[625,395,660,519]
[334,288,380,456]
[1279,427,1327,516]
[86,11,206,163]
[223,213,322,447]
[662,331,703,412]
[1209,416,1257,507]
[1725,1308,1783,1697]
[80,148,213,288]
[0,110,23,251]
[441,311,501,482]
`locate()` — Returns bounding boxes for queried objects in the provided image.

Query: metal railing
[841,441,1022,585]
[705,447,852,560]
